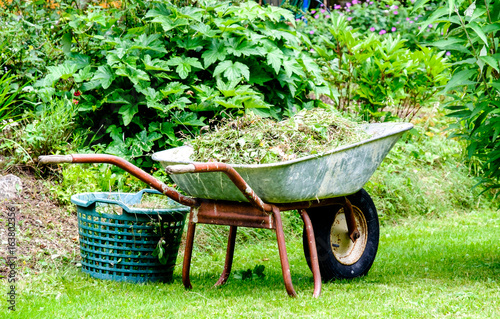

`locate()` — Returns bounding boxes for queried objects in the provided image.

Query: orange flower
[46,0,59,9]
[0,0,14,8]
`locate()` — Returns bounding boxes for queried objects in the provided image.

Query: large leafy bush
[37,0,325,167]
[422,0,500,190]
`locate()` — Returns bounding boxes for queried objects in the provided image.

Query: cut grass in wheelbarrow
[187,108,370,165]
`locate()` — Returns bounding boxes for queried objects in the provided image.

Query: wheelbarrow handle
[165,164,196,174]
[38,155,74,164]
[37,154,198,208]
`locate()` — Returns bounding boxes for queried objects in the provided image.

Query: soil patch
[0,170,80,278]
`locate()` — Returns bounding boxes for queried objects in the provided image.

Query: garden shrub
[296,11,449,121]
[0,0,155,116]
[0,0,67,84]
[0,97,81,167]
[0,72,23,131]
[35,0,326,167]
[325,0,443,49]
[421,0,500,191]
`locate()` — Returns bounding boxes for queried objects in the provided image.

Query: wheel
[303,189,379,280]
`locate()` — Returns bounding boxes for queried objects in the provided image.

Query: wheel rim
[330,206,368,265]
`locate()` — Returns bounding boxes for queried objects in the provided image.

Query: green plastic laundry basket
[71,189,189,283]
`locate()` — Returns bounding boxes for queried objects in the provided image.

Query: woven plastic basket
[71,189,189,283]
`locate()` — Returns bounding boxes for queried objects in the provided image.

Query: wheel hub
[330,206,368,265]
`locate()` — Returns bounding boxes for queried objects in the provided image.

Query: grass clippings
[188,108,369,164]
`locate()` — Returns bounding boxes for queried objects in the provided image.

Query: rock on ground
[0,174,22,200]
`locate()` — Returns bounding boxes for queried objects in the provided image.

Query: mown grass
[2,208,499,318]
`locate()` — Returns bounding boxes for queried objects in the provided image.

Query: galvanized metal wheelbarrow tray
[39,122,412,298]
[152,122,413,203]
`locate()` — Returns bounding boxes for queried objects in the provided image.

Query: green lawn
[2,208,499,318]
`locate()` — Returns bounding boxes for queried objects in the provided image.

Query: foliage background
[0,0,498,217]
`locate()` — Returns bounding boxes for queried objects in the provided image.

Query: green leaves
[443,68,477,92]
[201,39,227,68]
[92,65,115,89]
[144,55,171,72]
[136,130,162,152]
[166,56,203,79]
[151,15,189,32]
[226,40,260,57]
[152,238,168,265]
[118,104,138,126]
[282,58,304,78]
[34,0,321,169]
[213,60,250,81]
[311,12,448,121]
[131,34,167,53]
[265,48,284,74]
[233,265,265,280]
[115,66,150,85]
[468,22,489,47]
[479,55,500,72]
[431,38,467,52]
[430,0,500,190]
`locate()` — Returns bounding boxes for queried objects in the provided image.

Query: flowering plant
[296,11,449,121]
[327,0,442,49]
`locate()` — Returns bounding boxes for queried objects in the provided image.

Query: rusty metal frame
[39,154,198,207]
[38,154,361,298]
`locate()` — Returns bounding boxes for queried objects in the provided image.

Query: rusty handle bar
[38,154,199,208]
[167,162,273,213]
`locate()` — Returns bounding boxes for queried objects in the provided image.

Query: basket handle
[137,189,163,196]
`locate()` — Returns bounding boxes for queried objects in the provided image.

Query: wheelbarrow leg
[272,206,298,297]
[215,225,238,287]
[299,209,321,298]
[182,212,197,290]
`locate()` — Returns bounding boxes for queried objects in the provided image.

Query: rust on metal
[275,197,347,211]
[272,205,297,297]
[195,200,274,229]
[299,209,321,298]
[342,197,360,242]
[215,225,238,287]
[182,209,198,290]
[190,162,274,212]
[68,154,199,207]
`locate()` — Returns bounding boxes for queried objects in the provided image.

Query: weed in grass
[0,71,23,131]
[0,97,80,169]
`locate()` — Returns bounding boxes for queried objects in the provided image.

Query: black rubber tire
[303,189,379,281]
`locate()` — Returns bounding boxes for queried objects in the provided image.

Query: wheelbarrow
[39,122,413,297]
